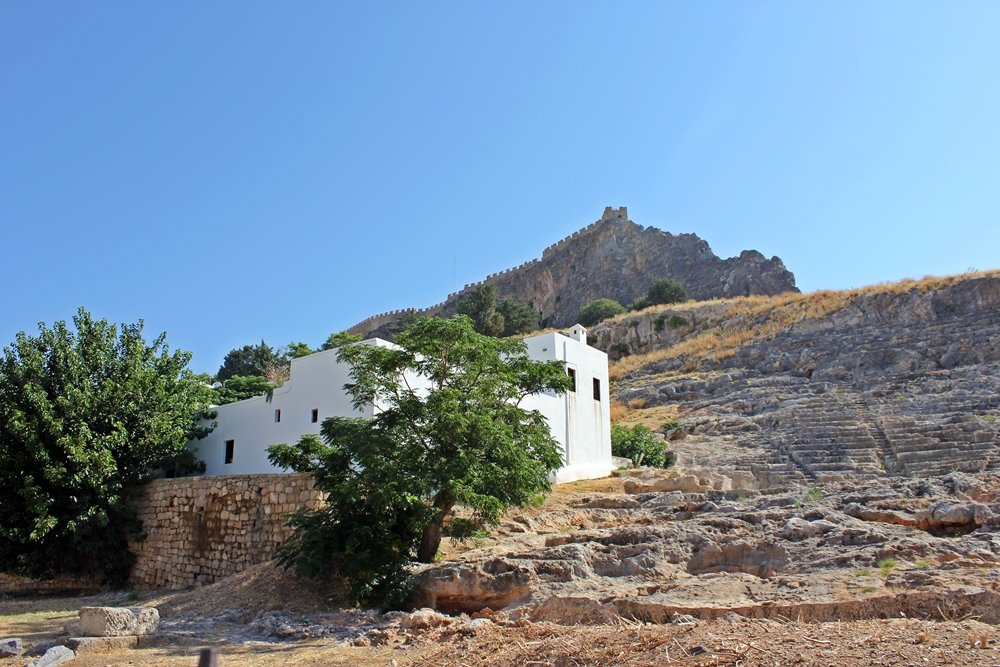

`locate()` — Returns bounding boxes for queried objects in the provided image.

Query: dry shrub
[608,270,999,380]
[610,400,628,422]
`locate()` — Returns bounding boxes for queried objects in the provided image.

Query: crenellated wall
[130,473,322,589]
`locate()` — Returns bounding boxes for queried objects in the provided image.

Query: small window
[567,368,577,392]
[311,408,319,423]
[224,439,235,464]
[274,409,281,423]
[593,377,601,401]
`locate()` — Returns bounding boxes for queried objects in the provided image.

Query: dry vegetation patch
[608,269,1000,380]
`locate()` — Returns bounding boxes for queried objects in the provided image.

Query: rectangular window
[224,439,235,464]
[593,377,601,401]
[567,368,577,392]
[311,408,319,423]
[274,409,281,423]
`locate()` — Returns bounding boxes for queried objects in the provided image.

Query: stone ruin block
[77,607,160,637]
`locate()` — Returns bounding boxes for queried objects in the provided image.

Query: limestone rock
[0,638,21,657]
[25,645,74,667]
[399,609,452,630]
[780,518,837,541]
[77,607,159,637]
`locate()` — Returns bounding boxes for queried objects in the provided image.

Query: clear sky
[2,2,998,374]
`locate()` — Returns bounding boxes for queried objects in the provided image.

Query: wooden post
[197,648,219,667]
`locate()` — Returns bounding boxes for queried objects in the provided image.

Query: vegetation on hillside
[457,284,539,337]
[0,308,213,582]
[578,298,627,326]
[611,424,674,468]
[579,278,690,328]
[267,315,571,607]
[607,270,999,380]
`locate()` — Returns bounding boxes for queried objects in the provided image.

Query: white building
[191,326,613,484]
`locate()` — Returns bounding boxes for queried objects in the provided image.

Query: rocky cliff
[594,271,1000,485]
[349,206,797,338]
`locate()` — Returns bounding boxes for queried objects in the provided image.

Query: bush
[611,424,671,468]
[633,279,689,310]
[578,299,626,326]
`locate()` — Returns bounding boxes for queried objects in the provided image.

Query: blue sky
[2,2,998,374]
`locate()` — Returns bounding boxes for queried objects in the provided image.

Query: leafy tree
[0,308,213,582]
[217,340,284,381]
[321,331,362,351]
[498,298,539,336]
[632,279,689,310]
[456,284,505,337]
[286,341,314,359]
[268,315,571,606]
[214,374,273,404]
[611,424,672,468]
[577,298,627,326]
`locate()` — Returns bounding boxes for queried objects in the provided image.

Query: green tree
[214,374,273,404]
[456,284,505,337]
[216,340,284,381]
[498,298,539,336]
[0,308,213,582]
[286,341,314,359]
[268,315,571,606]
[632,279,689,310]
[611,424,671,468]
[577,298,627,326]
[321,331,363,351]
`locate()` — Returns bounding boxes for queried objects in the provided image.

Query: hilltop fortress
[348,207,797,338]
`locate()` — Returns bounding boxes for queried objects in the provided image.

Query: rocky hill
[593,270,1000,486]
[348,206,797,338]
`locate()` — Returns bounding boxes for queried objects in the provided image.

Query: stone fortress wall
[129,473,322,589]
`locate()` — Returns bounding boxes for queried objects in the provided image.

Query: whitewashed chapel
[191,326,613,484]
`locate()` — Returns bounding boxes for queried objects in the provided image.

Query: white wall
[194,341,384,476]
[192,328,613,484]
[521,327,613,483]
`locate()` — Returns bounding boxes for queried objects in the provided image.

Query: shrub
[667,315,689,329]
[578,299,627,326]
[632,279,689,310]
[611,424,671,468]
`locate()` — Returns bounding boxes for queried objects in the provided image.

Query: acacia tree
[268,315,570,606]
[0,308,213,581]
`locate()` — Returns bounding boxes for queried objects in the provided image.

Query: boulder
[0,638,21,657]
[77,607,159,637]
[399,609,451,630]
[25,645,74,667]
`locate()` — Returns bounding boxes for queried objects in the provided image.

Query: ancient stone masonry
[130,473,322,589]
[347,206,797,338]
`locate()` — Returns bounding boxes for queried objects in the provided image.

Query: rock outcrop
[349,207,796,338]
[412,471,1000,624]
[596,272,1000,485]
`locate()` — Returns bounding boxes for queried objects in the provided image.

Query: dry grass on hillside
[608,270,999,380]
[610,400,682,428]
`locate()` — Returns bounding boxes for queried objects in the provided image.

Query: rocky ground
[2,469,998,665]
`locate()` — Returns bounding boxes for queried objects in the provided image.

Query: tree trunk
[417,491,454,563]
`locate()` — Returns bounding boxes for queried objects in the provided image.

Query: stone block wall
[130,473,322,589]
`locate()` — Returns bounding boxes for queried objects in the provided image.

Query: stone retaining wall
[130,473,322,589]
[0,572,101,596]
